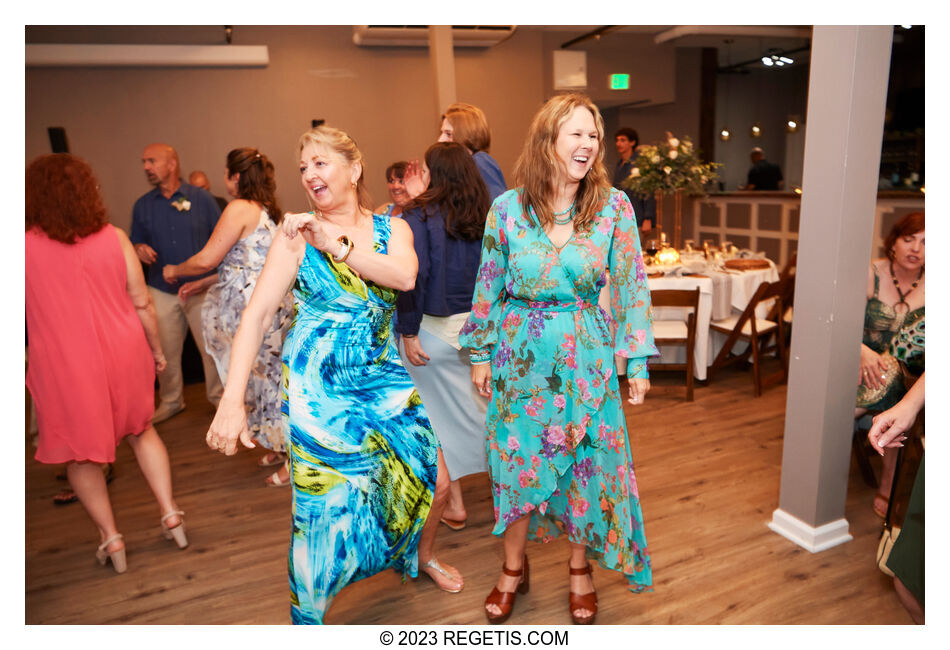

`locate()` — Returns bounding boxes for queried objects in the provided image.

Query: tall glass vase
[654,189,664,235]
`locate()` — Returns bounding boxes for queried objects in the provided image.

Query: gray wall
[713,64,810,190]
[26,26,712,232]
[608,48,704,165]
[26,26,548,231]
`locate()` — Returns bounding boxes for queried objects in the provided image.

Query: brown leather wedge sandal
[484,555,530,624]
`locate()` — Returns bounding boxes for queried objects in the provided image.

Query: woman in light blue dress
[206,126,461,624]
[400,102,507,527]
[164,148,292,485]
[396,142,491,531]
[461,93,657,625]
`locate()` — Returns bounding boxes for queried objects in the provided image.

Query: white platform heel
[96,533,127,574]
[161,510,189,549]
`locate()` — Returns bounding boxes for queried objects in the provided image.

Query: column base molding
[768,508,853,553]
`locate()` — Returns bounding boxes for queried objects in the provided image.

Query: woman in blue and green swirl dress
[461,93,657,625]
[206,126,461,624]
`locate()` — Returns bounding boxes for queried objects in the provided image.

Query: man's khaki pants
[150,287,223,411]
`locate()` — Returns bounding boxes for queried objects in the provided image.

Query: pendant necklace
[889,261,922,315]
[553,202,575,226]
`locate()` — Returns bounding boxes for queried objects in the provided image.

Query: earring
[351,182,357,189]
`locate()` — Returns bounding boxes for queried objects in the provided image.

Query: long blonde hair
[513,93,610,232]
[296,125,372,210]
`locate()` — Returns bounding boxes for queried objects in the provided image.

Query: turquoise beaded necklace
[553,202,575,226]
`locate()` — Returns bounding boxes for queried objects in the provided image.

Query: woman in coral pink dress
[26,154,189,574]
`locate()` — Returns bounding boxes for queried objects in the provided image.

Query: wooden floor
[25,359,915,625]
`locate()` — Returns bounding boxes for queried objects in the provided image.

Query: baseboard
[767,508,853,553]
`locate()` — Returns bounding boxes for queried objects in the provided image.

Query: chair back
[780,251,797,283]
[727,277,786,338]
[648,287,701,401]
[650,288,701,310]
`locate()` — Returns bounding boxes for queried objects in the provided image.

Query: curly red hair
[26,154,108,243]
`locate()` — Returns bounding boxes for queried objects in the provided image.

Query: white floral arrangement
[622,132,720,197]
[172,197,192,212]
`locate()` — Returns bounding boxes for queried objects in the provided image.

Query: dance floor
[24,358,915,624]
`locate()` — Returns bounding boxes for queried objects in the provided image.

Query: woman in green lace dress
[856,212,924,517]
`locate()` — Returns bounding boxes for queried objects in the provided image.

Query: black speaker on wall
[48,127,69,153]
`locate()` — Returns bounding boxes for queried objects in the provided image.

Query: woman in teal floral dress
[461,93,657,625]
[206,127,459,623]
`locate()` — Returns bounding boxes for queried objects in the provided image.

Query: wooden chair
[779,251,797,283]
[649,288,701,401]
[708,278,789,397]
[760,272,795,359]
[777,251,796,329]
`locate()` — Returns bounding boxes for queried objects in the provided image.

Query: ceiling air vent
[353,25,516,48]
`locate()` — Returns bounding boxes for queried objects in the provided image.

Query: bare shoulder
[110,224,133,247]
[222,198,262,223]
[110,224,129,239]
[389,216,412,236]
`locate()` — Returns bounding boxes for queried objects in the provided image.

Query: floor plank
[25,358,916,625]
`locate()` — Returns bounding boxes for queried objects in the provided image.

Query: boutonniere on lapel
[172,197,192,212]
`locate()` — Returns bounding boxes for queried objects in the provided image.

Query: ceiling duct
[353,25,516,48]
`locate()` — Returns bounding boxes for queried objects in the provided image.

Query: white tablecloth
[646,262,779,380]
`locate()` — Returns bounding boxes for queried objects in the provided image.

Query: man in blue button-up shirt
[131,143,222,423]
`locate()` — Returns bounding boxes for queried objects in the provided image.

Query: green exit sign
[610,74,630,90]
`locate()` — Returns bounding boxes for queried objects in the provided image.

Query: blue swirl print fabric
[282,214,438,624]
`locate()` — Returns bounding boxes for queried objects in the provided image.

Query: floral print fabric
[459,188,657,592]
[202,211,292,451]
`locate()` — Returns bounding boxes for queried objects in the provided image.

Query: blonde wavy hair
[513,93,610,232]
[296,125,372,210]
[442,103,491,153]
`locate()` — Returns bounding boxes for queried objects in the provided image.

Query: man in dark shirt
[188,170,229,212]
[612,127,656,231]
[131,143,223,423]
[743,147,784,190]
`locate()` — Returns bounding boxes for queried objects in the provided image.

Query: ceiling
[524,25,814,70]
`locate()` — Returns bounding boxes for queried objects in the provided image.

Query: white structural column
[429,26,457,114]
[768,26,894,552]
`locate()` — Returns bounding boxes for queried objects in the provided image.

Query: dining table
[645,253,780,380]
